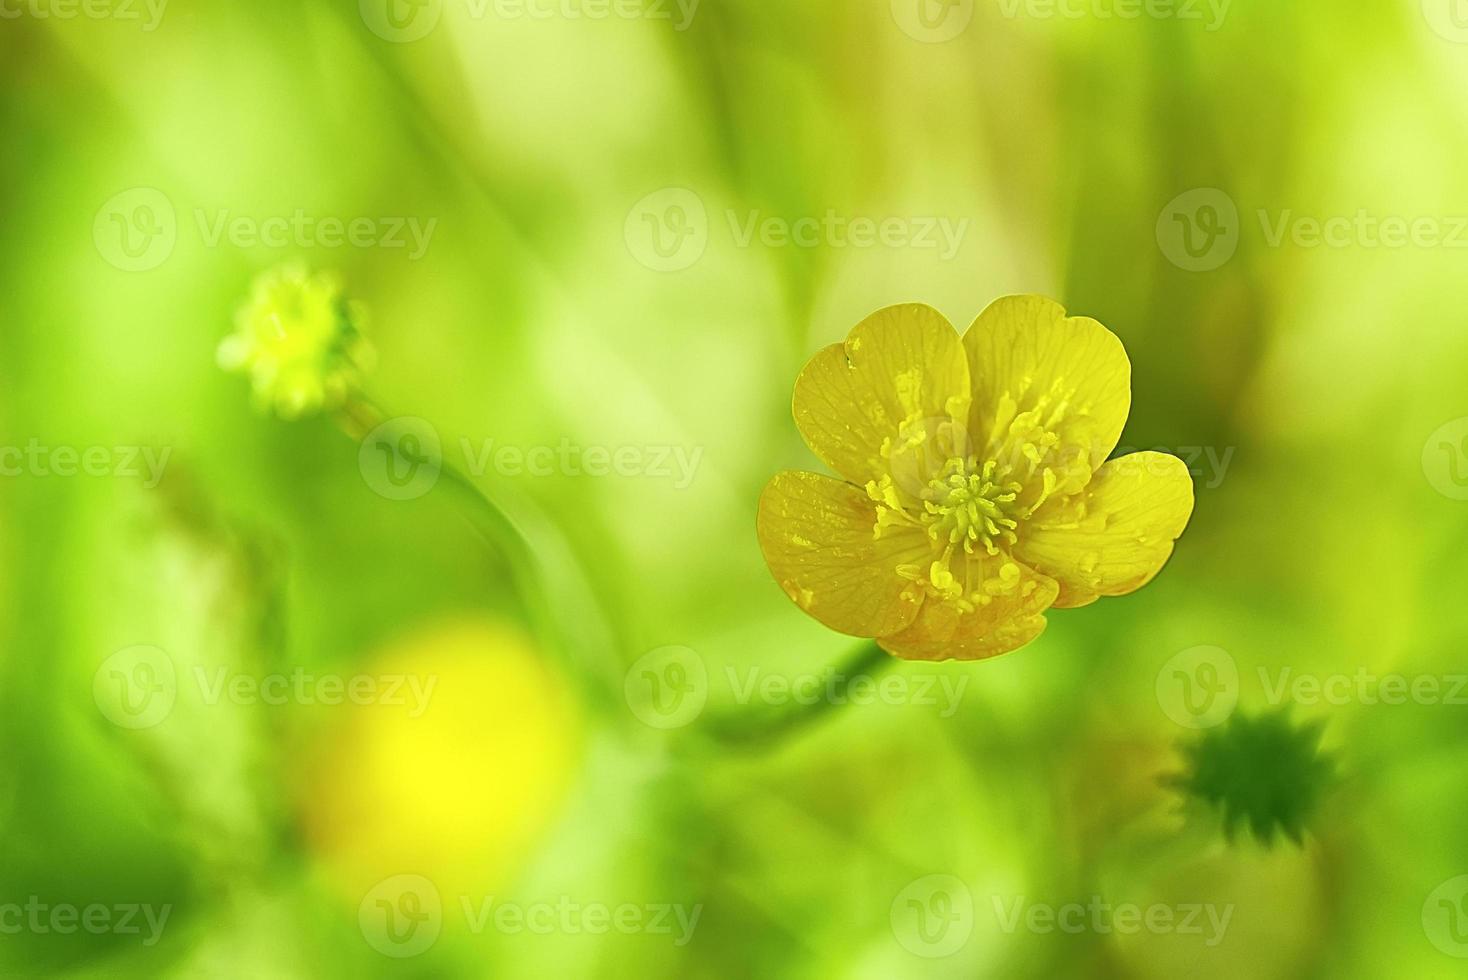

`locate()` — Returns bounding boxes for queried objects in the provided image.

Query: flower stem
[340,398,901,740]
[700,640,896,749]
[338,397,622,711]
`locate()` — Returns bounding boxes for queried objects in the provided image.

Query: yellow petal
[962,295,1132,489]
[793,304,971,485]
[1015,452,1195,609]
[757,470,930,638]
[877,559,1059,662]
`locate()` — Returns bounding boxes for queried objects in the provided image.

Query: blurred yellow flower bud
[218,265,374,419]
[297,617,582,904]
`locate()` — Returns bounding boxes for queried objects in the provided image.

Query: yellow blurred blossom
[298,617,581,902]
[218,265,374,419]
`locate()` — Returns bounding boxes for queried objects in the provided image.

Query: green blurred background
[4,0,1468,976]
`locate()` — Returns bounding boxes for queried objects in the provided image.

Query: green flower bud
[1169,707,1337,847]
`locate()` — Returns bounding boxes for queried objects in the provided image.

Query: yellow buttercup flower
[757,297,1195,662]
[218,265,374,419]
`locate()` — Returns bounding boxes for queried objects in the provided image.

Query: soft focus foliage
[3,1,1468,977]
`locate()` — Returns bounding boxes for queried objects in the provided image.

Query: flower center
[919,456,1022,557]
[867,450,1036,612]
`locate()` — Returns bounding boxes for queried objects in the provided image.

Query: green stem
[341,398,900,744]
[338,398,621,711]
[700,641,896,749]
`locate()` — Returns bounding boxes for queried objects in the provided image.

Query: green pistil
[920,457,1022,555]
